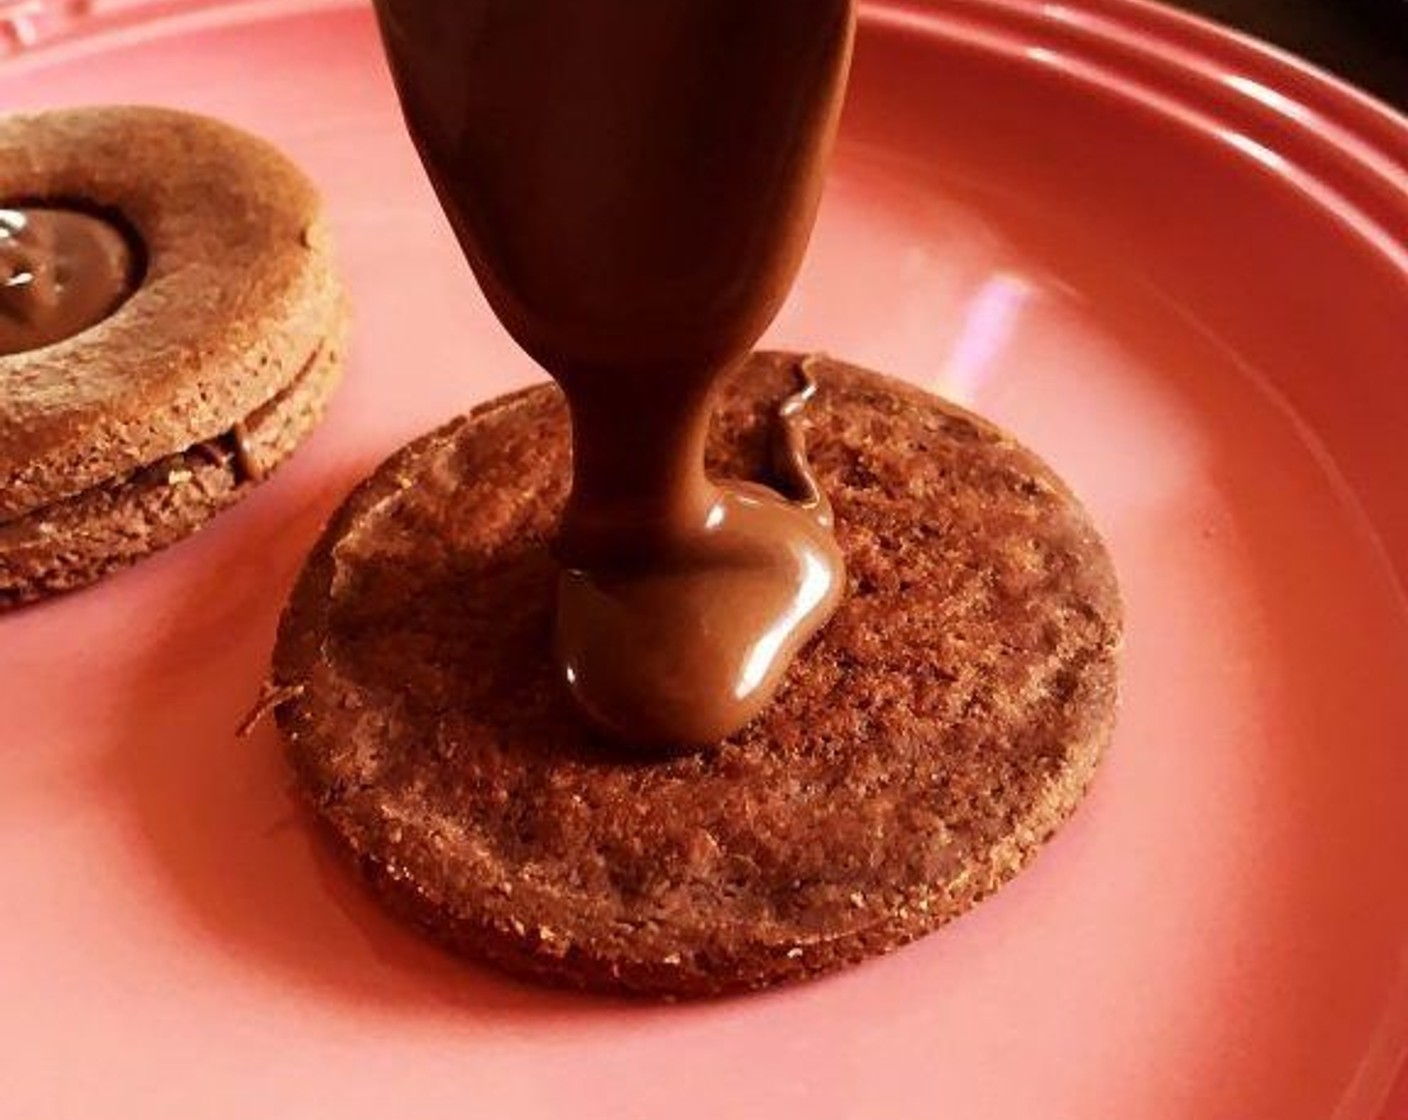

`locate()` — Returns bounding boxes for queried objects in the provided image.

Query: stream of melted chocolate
[375,0,856,747]
[0,208,134,356]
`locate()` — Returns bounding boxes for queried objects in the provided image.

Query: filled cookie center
[0,207,138,357]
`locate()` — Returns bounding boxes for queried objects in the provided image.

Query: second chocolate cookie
[0,106,347,608]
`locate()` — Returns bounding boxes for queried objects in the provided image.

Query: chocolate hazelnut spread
[0,207,135,356]
[374,0,856,747]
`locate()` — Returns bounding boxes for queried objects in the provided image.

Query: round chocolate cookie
[272,353,1122,997]
[0,106,347,607]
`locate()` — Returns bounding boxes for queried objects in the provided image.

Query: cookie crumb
[237,680,305,738]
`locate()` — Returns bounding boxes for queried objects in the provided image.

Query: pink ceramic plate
[3,1,1407,1117]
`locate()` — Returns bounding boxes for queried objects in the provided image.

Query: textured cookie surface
[273,353,1122,997]
[0,339,342,608]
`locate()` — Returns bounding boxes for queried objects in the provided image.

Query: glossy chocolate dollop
[0,207,135,356]
[555,369,844,746]
[375,0,855,747]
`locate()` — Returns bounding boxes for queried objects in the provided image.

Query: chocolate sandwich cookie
[0,106,346,607]
[270,352,1122,998]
